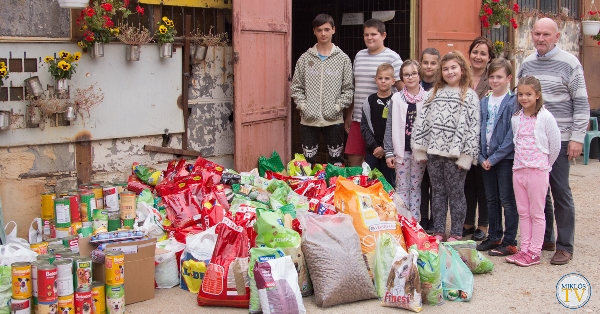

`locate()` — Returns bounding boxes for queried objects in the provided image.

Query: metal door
[419,0,481,56]
[233,0,292,171]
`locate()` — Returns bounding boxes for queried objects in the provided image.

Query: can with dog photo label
[10,297,31,314]
[105,284,124,314]
[37,264,57,302]
[104,250,124,286]
[58,294,74,314]
[37,299,58,314]
[52,259,74,297]
[11,262,32,300]
[73,257,93,291]
[91,281,106,314]
[74,288,93,314]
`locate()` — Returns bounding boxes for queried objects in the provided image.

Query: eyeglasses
[402,72,419,78]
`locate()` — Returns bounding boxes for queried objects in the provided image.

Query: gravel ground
[126,156,600,314]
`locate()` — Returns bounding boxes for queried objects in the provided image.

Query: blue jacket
[478,92,517,165]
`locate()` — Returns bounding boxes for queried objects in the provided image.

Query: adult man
[518,18,590,265]
[291,14,354,166]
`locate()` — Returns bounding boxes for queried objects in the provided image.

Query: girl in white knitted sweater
[411,51,480,242]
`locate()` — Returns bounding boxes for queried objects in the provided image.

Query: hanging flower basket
[57,0,89,9]
[582,21,600,35]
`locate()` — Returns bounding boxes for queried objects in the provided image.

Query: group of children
[291,14,561,267]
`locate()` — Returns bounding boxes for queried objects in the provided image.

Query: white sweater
[511,107,561,167]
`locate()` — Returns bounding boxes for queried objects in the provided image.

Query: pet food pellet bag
[439,243,474,302]
[248,247,286,314]
[415,246,444,306]
[380,246,423,312]
[300,212,377,307]
[254,256,307,314]
[445,240,494,274]
[374,233,399,298]
[334,177,406,275]
[400,215,439,253]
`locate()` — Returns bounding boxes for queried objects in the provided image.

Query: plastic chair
[584,117,600,165]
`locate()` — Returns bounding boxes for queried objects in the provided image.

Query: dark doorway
[291,0,412,163]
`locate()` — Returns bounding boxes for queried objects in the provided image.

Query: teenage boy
[291,14,354,166]
[345,19,403,167]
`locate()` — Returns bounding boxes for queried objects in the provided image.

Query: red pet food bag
[400,215,439,253]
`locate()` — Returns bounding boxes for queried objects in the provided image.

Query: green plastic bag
[258,151,285,177]
[248,247,286,314]
[287,153,312,176]
[439,243,474,302]
[374,233,400,298]
[369,168,394,193]
[445,240,494,274]
[415,245,444,306]
[325,164,363,182]
[0,266,11,314]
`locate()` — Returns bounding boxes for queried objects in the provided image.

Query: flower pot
[63,105,77,122]
[0,111,10,130]
[27,106,42,125]
[492,23,501,29]
[582,21,600,36]
[24,76,44,97]
[89,42,104,58]
[55,78,69,99]
[126,45,141,61]
[159,43,173,58]
[57,0,88,8]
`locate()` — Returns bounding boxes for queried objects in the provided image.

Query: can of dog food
[37,299,58,314]
[79,192,95,223]
[60,252,79,262]
[91,281,106,314]
[103,185,119,213]
[62,235,79,254]
[47,244,65,254]
[11,262,32,300]
[30,241,49,255]
[10,297,31,314]
[91,186,104,210]
[73,257,93,291]
[107,213,121,232]
[92,209,108,231]
[42,219,55,241]
[74,288,93,314]
[52,259,74,297]
[46,238,62,246]
[37,263,58,302]
[41,192,56,220]
[58,294,74,314]
[54,227,71,239]
[53,248,72,259]
[54,197,71,229]
[119,191,136,220]
[36,254,55,264]
[104,250,124,286]
[31,260,49,299]
[67,193,81,223]
[105,284,124,314]
[121,219,135,230]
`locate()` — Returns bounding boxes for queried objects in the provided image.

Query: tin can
[36,254,55,264]
[62,236,79,254]
[47,244,65,254]
[92,209,108,231]
[52,259,74,297]
[31,260,48,299]
[103,185,119,213]
[104,250,124,286]
[54,197,71,229]
[46,237,62,246]
[70,222,82,236]
[10,297,31,314]
[12,262,32,300]
[118,191,136,220]
[55,227,71,239]
[41,192,56,220]
[42,220,55,241]
[30,241,48,255]
[91,186,104,210]
[121,219,135,230]
[57,191,69,197]
[105,284,124,314]
[37,264,58,302]
[91,281,106,314]
[67,193,81,223]
[107,213,121,232]
[60,252,79,262]
[37,299,58,314]
[74,288,93,314]
[73,257,93,291]
[77,226,93,238]
[58,294,74,314]
[79,192,95,223]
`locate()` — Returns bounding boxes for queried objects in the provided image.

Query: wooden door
[233,0,292,171]
[419,0,482,56]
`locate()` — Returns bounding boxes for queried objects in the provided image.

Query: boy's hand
[344,113,353,133]
[373,147,385,159]
[386,157,395,168]
[482,160,492,170]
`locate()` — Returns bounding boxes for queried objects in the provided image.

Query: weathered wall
[0,0,70,38]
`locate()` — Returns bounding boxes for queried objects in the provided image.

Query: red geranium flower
[492,0,500,3]
[485,7,493,15]
[124,0,130,6]
[480,14,489,21]
[483,21,490,28]
[589,10,597,15]
[136,5,145,15]
[101,3,113,11]
[86,7,95,17]
[513,3,519,13]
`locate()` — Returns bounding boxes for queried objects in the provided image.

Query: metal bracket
[234,51,239,64]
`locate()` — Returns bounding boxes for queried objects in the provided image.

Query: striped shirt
[518,47,589,143]
[352,48,402,122]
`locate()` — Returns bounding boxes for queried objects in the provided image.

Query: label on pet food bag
[91,281,106,314]
[73,257,93,291]
[58,294,75,314]
[105,285,125,314]
[104,251,124,286]
[12,262,32,300]
[74,289,93,314]
[37,299,58,314]
[52,259,74,297]
[10,298,31,314]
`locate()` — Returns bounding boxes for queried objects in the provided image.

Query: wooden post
[75,141,92,185]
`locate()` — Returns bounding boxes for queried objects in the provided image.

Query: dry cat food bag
[334,177,406,275]
[380,246,423,312]
[248,247,286,314]
[445,240,494,274]
[254,256,307,314]
[299,212,377,307]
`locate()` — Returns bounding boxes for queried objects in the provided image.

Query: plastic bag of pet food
[374,232,400,298]
[133,163,163,186]
[197,217,250,308]
[163,190,202,228]
[287,153,312,177]
[180,225,218,293]
[400,215,439,253]
[325,164,362,184]
[368,168,394,193]
[254,208,312,296]
[380,246,423,312]
[445,240,494,274]
[155,239,186,289]
[254,256,307,314]
[258,151,286,177]
[248,247,286,314]
[127,174,153,194]
[334,177,406,276]
[299,212,377,307]
[439,243,474,302]
[415,246,444,306]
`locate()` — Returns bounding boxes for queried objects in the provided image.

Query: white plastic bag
[0,265,11,314]
[134,207,165,239]
[29,218,43,244]
[254,256,306,314]
[155,239,186,289]
[4,221,30,247]
[180,225,218,292]
[0,243,38,266]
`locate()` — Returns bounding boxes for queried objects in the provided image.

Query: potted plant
[42,51,80,99]
[117,24,153,61]
[155,16,177,58]
[480,0,519,30]
[493,40,505,58]
[582,5,600,36]
[191,26,229,62]
[0,62,8,88]
[57,0,88,9]
[76,0,134,57]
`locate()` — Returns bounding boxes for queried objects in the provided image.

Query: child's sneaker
[476,238,502,251]
[434,234,444,242]
[505,250,524,264]
[489,244,518,256]
[514,251,541,267]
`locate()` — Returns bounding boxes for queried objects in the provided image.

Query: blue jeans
[482,159,518,246]
[365,152,395,187]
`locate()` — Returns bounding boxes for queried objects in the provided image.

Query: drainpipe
[182,15,191,150]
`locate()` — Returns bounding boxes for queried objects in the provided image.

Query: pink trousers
[513,168,549,255]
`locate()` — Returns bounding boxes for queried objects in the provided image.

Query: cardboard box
[78,237,165,305]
